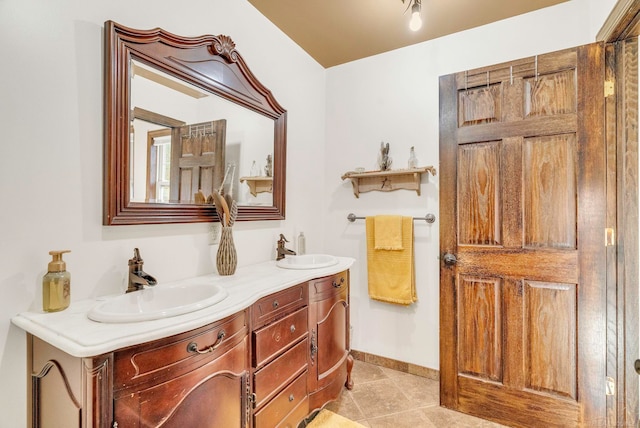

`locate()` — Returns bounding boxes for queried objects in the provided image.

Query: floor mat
[306,409,366,427]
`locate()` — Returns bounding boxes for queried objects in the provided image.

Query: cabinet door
[308,272,349,410]
[313,291,348,385]
[30,335,113,428]
[114,337,249,428]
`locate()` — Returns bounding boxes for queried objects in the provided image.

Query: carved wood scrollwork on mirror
[104,21,286,225]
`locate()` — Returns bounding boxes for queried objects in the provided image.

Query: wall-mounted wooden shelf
[341,166,436,198]
[239,176,273,196]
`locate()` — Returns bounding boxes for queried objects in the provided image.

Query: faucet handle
[129,248,143,265]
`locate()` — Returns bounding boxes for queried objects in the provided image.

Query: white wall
[0,0,618,425]
[323,0,617,370]
[0,0,326,425]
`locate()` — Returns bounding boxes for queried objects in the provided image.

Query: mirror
[104,21,287,225]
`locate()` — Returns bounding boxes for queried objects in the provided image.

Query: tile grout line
[343,388,370,425]
[349,376,413,422]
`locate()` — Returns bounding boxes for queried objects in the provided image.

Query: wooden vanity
[16,262,353,428]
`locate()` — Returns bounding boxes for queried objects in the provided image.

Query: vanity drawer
[309,270,349,302]
[254,337,308,408]
[252,283,308,329]
[253,371,308,428]
[276,396,310,428]
[114,310,248,390]
[253,307,308,368]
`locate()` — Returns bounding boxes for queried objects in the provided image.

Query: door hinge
[606,376,615,396]
[605,228,615,246]
[604,80,615,97]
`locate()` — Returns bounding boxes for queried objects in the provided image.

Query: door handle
[443,253,457,266]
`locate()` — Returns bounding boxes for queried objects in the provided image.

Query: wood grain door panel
[440,43,606,427]
[523,134,577,249]
[524,280,577,400]
[458,142,502,246]
[457,276,502,382]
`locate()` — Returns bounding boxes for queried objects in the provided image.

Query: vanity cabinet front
[113,310,250,427]
[28,310,250,428]
[25,266,354,428]
[250,283,310,428]
[307,270,353,412]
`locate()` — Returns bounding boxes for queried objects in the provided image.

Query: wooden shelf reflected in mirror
[239,176,273,197]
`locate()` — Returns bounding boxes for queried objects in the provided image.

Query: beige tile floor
[325,359,508,427]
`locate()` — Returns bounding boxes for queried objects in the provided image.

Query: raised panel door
[440,43,606,427]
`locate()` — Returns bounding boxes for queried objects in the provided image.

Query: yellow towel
[366,216,416,305]
[374,215,404,250]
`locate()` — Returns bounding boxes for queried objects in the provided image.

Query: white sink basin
[276,254,338,270]
[88,281,228,323]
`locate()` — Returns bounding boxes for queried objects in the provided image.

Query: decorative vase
[216,226,237,275]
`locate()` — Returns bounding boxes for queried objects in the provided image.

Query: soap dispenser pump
[43,250,71,312]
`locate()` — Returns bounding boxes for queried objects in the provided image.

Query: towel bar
[347,213,436,224]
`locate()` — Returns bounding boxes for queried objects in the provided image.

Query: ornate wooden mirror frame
[104,20,286,225]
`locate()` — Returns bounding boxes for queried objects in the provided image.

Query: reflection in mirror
[104,21,287,225]
[130,60,274,206]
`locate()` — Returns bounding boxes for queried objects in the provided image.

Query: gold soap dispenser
[43,250,71,312]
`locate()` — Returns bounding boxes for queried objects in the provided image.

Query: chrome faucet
[276,234,296,261]
[127,248,158,293]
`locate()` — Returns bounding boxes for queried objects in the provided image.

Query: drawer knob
[290,324,296,333]
[332,277,345,288]
[273,300,279,308]
[187,330,226,354]
[289,394,294,402]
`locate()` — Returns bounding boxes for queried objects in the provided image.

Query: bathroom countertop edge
[12,257,355,358]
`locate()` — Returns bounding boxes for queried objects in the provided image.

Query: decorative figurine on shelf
[378,142,392,171]
[408,146,418,169]
[264,154,273,177]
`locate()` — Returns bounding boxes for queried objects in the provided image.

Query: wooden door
[439,43,606,427]
[170,119,226,203]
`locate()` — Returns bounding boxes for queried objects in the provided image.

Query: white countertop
[12,257,354,358]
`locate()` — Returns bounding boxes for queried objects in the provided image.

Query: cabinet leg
[345,354,354,390]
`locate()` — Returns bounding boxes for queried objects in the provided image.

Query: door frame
[599,1,640,426]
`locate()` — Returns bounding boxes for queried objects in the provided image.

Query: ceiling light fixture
[402,0,423,31]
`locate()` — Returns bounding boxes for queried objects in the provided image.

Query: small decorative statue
[264,154,273,177]
[378,142,392,171]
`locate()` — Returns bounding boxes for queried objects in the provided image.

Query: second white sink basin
[88,281,228,323]
[276,254,338,270]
